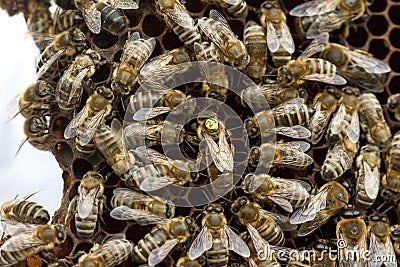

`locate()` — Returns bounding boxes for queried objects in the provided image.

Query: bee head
[96,86,114,101]
[277,66,293,85]
[111,81,131,96]
[231,196,248,213]
[69,28,86,46]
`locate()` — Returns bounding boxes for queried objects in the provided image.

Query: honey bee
[64,86,114,155]
[320,42,391,92]
[260,0,295,67]
[326,86,360,144]
[68,171,106,239]
[1,193,50,225]
[132,216,197,266]
[277,33,346,86]
[202,0,247,17]
[7,80,54,121]
[290,181,349,236]
[242,173,311,212]
[54,9,84,33]
[110,187,175,222]
[243,21,267,82]
[0,222,66,266]
[290,240,336,267]
[94,120,131,180]
[336,207,367,267]
[290,0,366,38]
[355,145,381,209]
[36,27,86,80]
[368,213,397,267]
[308,86,342,144]
[77,234,133,267]
[244,98,313,139]
[198,9,250,69]
[155,0,194,28]
[388,94,400,121]
[248,141,313,170]
[188,204,250,265]
[125,146,198,191]
[27,0,54,49]
[176,255,205,267]
[111,32,156,96]
[20,114,51,153]
[359,93,391,146]
[321,136,359,181]
[382,131,400,194]
[243,234,281,267]
[56,49,103,114]
[73,0,137,34]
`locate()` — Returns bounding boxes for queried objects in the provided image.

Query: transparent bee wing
[112,188,155,203]
[77,187,97,218]
[148,238,180,266]
[109,0,139,9]
[289,0,337,17]
[79,110,107,146]
[140,176,176,192]
[135,146,170,165]
[69,68,89,104]
[133,107,172,121]
[139,52,174,81]
[189,226,213,260]
[341,68,385,93]
[329,144,353,170]
[383,238,397,267]
[309,102,333,144]
[280,22,295,54]
[303,73,347,85]
[346,111,360,144]
[6,94,21,123]
[260,209,297,231]
[274,125,311,139]
[1,221,40,236]
[197,19,225,51]
[222,0,241,4]
[224,225,251,257]
[76,0,101,34]
[201,134,233,173]
[280,141,310,152]
[163,1,194,28]
[36,49,66,79]
[64,105,89,139]
[110,206,169,225]
[246,224,270,261]
[306,12,354,39]
[348,49,391,74]
[2,232,47,252]
[271,98,304,115]
[209,9,231,32]
[297,32,329,60]
[364,162,380,199]
[266,20,279,53]
[290,185,330,224]
[330,103,346,135]
[110,118,123,149]
[267,196,293,212]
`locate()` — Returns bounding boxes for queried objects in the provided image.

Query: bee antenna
[381,205,393,215]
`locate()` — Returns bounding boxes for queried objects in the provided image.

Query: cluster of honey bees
[1,0,400,266]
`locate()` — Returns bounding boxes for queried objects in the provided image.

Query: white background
[0,10,63,221]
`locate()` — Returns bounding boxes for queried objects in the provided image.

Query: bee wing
[279,141,310,152]
[289,0,337,17]
[271,98,304,115]
[167,0,194,28]
[69,68,89,104]
[346,111,360,144]
[306,12,355,39]
[79,110,107,146]
[274,125,311,139]
[110,206,169,225]
[297,32,329,60]
[1,232,47,252]
[1,221,40,236]
[112,187,155,202]
[122,32,140,56]
[267,196,293,212]
[135,146,170,165]
[64,105,89,139]
[198,10,232,51]
[77,187,98,218]
[201,134,233,172]
[363,162,380,199]
[223,225,251,258]
[36,49,66,79]
[341,68,385,93]
[110,118,124,150]
[108,0,139,9]
[222,0,242,4]
[260,209,297,231]
[267,179,311,212]
[290,186,330,224]
[189,226,213,260]
[139,52,174,81]
[123,34,156,64]
[140,176,177,192]
[266,20,279,53]
[309,102,333,144]
[348,49,391,74]
[76,0,101,34]
[329,144,353,170]
[148,238,180,266]
[303,73,347,85]
[330,103,346,134]
[368,232,388,267]
[6,94,21,122]
[246,224,270,261]
[383,237,397,267]
[280,22,295,54]
[132,107,172,121]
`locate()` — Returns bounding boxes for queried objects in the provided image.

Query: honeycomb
[2,0,400,266]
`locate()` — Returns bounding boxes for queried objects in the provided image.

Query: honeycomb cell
[390,28,400,48]
[52,117,69,140]
[162,31,183,50]
[153,39,164,57]
[346,26,368,47]
[246,10,259,22]
[367,15,389,36]
[142,15,166,37]
[54,142,73,169]
[229,20,245,37]
[390,52,400,72]
[185,0,205,13]
[74,242,94,254]
[389,75,400,91]
[100,212,126,234]
[125,9,143,27]
[91,63,111,84]
[58,234,74,258]
[72,158,93,180]
[369,39,390,60]
[368,0,387,12]
[91,30,119,49]
[62,171,72,188]
[389,5,400,25]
